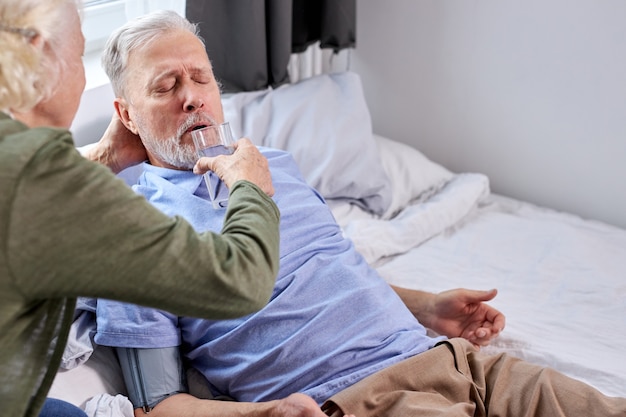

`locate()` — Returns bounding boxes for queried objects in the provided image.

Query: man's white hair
[101,10,203,98]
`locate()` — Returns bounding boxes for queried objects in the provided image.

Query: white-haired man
[92,10,625,417]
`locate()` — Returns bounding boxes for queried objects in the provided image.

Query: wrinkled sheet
[333,181,626,398]
[331,173,490,266]
[84,394,133,417]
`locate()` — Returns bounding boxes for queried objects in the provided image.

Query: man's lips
[186,123,210,134]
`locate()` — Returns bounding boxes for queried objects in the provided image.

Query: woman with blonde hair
[0,1,281,416]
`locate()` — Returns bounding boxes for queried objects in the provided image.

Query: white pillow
[375,134,454,219]
[222,72,392,215]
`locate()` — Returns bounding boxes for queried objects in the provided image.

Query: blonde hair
[0,0,80,113]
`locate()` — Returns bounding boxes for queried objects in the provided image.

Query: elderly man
[92,10,625,417]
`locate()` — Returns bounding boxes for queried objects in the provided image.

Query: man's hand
[193,138,275,197]
[391,286,505,347]
[81,114,147,173]
[428,288,505,347]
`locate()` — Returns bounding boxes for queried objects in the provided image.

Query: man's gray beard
[144,134,197,170]
[137,115,204,170]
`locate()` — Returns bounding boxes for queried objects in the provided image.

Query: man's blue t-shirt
[95,148,443,404]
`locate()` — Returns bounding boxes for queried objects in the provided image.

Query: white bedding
[331,136,626,398]
[53,72,626,413]
[378,195,626,398]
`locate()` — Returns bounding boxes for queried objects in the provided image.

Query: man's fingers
[464,288,498,303]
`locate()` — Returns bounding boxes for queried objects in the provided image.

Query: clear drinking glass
[191,122,236,209]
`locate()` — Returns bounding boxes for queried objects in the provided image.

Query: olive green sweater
[0,112,280,417]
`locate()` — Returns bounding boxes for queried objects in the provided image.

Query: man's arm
[117,347,350,417]
[141,392,337,417]
[391,286,505,347]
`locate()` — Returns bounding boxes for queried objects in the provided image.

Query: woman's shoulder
[0,114,73,156]
[0,115,82,187]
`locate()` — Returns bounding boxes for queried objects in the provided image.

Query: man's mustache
[177,114,217,141]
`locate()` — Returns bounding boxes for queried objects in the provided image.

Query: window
[83,0,126,55]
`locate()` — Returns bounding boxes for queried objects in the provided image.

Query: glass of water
[191,122,235,209]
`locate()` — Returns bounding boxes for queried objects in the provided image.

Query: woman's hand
[100,113,147,172]
[142,392,354,417]
[194,138,275,197]
[271,393,355,417]
[81,113,146,173]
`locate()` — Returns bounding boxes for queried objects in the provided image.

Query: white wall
[353,0,626,229]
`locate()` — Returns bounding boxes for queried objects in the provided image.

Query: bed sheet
[333,189,626,398]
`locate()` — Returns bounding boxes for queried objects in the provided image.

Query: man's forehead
[132,29,206,57]
[129,40,211,73]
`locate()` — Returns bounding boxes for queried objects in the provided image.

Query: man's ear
[114,98,139,135]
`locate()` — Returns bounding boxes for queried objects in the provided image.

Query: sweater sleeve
[7,131,280,319]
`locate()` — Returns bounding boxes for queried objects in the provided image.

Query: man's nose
[184,96,204,112]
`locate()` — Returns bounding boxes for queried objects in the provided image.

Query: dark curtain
[186,0,356,93]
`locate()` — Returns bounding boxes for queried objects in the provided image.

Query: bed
[50,71,626,414]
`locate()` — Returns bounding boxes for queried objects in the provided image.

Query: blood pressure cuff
[116,346,188,412]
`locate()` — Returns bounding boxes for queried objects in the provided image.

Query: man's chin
[148,157,196,171]
[142,135,197,171]
[170,160,196,171]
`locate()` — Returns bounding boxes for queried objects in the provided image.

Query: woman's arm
[12,129,279,320]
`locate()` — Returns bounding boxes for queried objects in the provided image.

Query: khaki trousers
[322,338,625,417]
